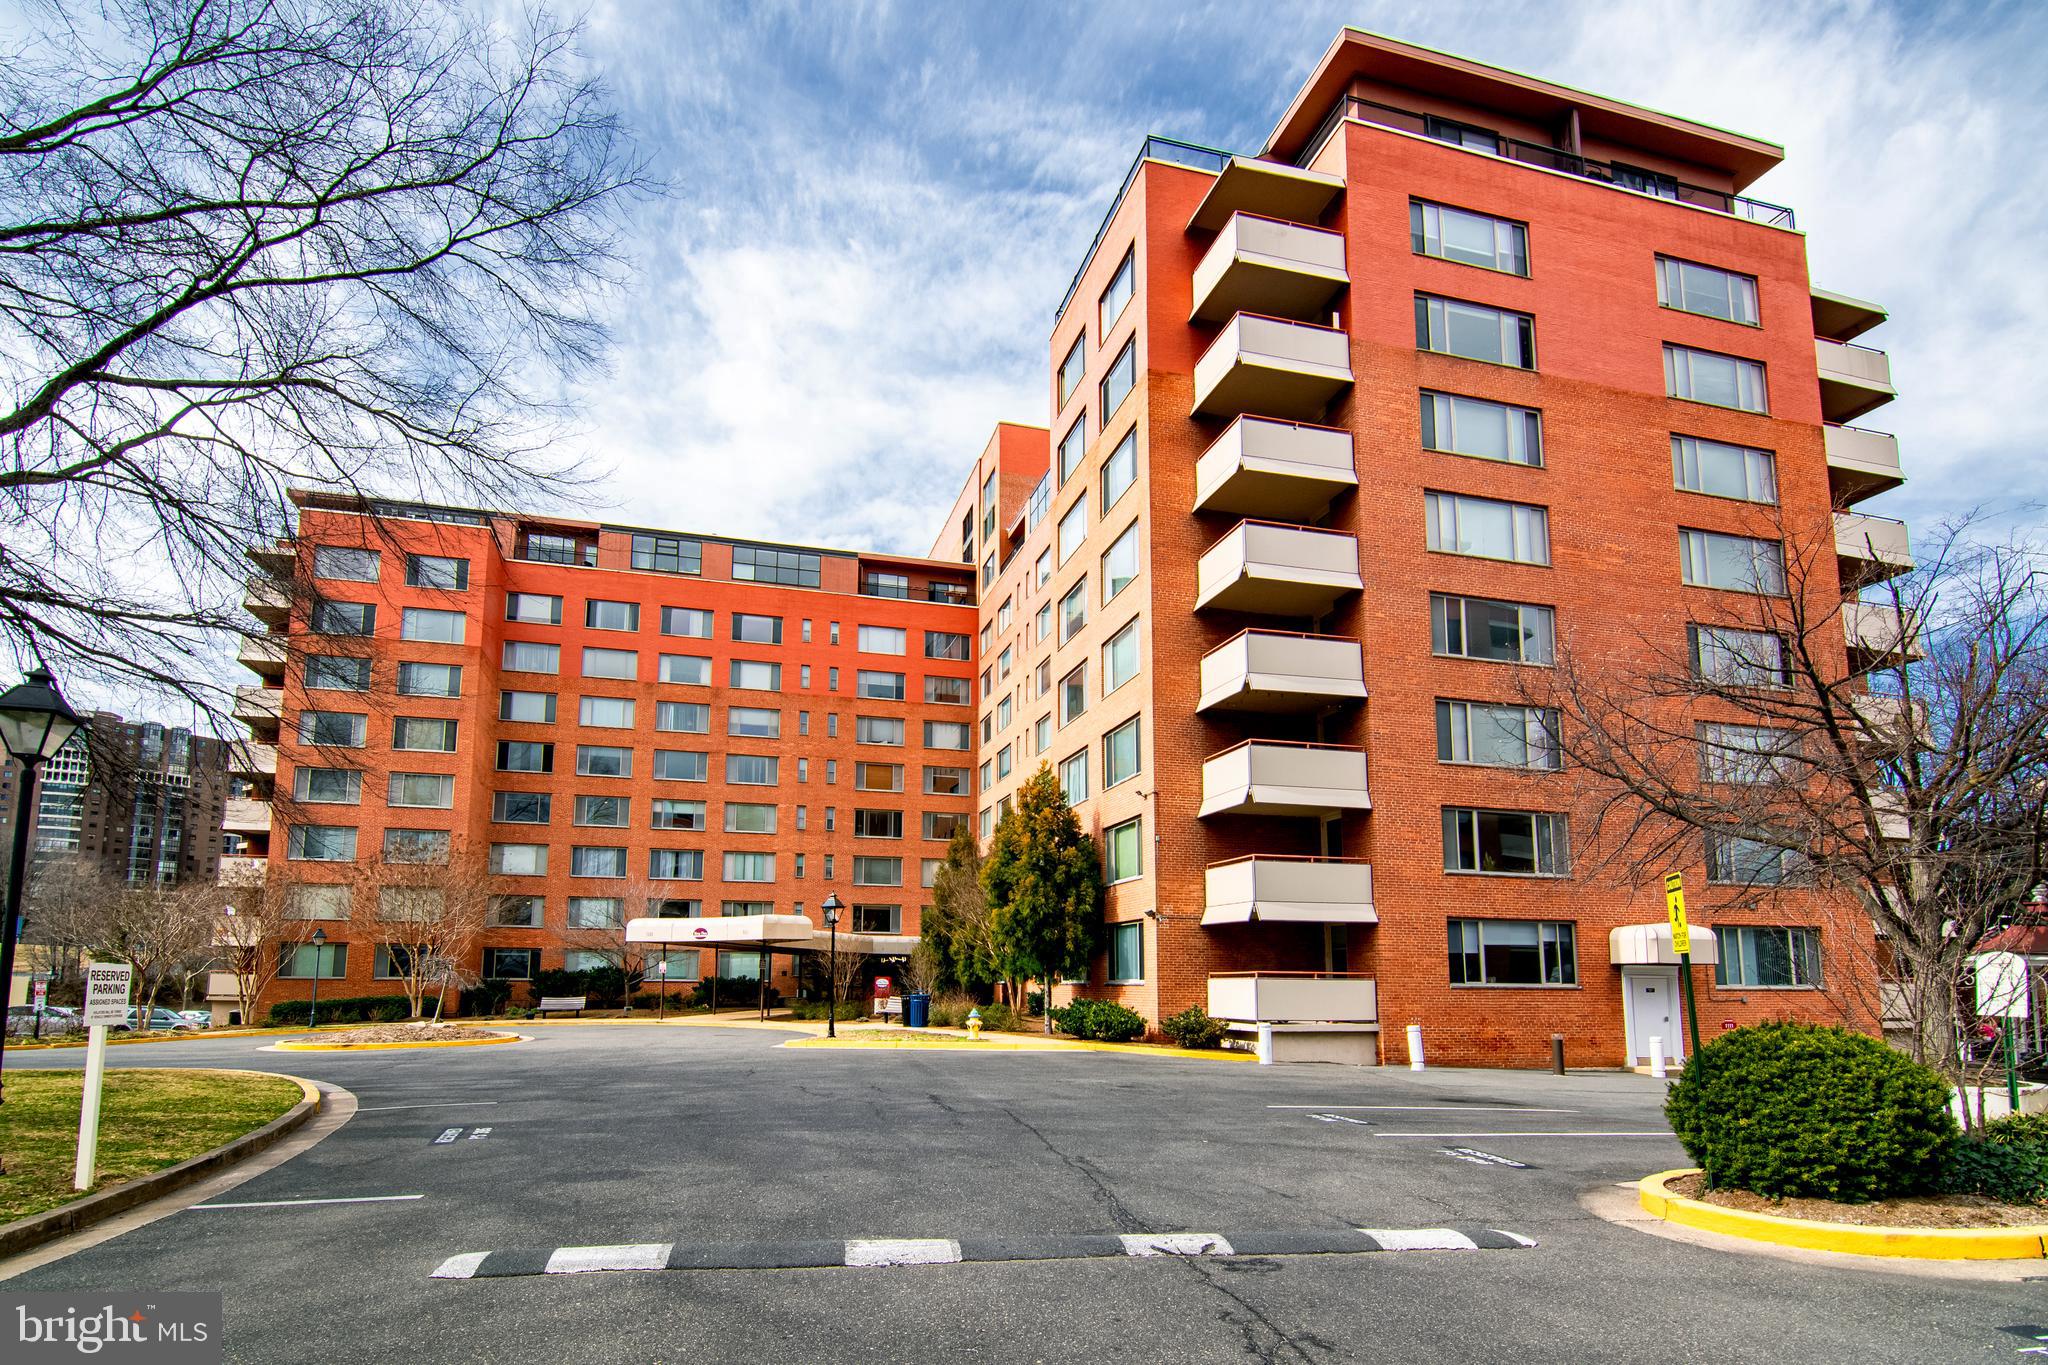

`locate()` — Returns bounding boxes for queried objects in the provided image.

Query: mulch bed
[293,1024,514,1046]
[1668,1171,2047,1228]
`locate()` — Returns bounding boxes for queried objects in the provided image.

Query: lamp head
[0,667,84,765]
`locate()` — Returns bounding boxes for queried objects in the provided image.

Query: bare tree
[18,852,116,1005]
[77,879,220,1028]
[1526,510,2048,1109]
[0,0,650,706]
[215,874,302,1027]
[349,839,492,1019]
[560,870,665,1012]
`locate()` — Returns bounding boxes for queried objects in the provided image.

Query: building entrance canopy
[1608,923,1719,968]
[625,913,917,961]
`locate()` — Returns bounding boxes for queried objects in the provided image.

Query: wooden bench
[872,997,903,1018]
[537,995,587,1017]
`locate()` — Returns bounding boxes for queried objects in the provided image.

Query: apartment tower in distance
[939,29,1907,1066]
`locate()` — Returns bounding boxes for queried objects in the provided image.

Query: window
[298,711,367,747]
[313,546,379,581]
[1425,114,1498,152]
[491,791,551,824]
[852,904,900,934]
[521,531,584,565]
[1442,809,1567,876]
[1656,256,1759,325]
[405,555,469,590]
[654,750,708,783]
[1104,716,1140,788]
[388,772,455,807]
[1058,417,1087,486]
[1100,430,1136,510]
[1664,344,1767,412]
[392,717,457,752]
[279,942,347,979]
[724,851,775,882]
[713,706,773,739]
[1410,200,1528,275]
[579,599,637,633]
[502,640,559,674]
[400,607,465,643]
[1055,497,1089,567]
[854,809,902,839]
[489,895,541,928]
[921,859,944,888]
[1700,722,1800,784]
[854,762,903,792]
[725,802,778,834]
[924,720,971,751]
[1060,664,1087,725]
[482,948,538,981]
[996,744,1013,779]
[650,849,704,881]
[1415,294,1535,368]
[997,696,1013,730]
[661,606,712,637]
[1716,926,1822,988]
[732,613,783,645]
[1034,713,1051,755]
[725,753,778,786]
[632,534,701,575]
[287,825,356,861]
[730,545,819,587]
[858,625,906,656]
[1689,625,1788,687]
[1613,162,1679,198]
[499,690,556,724]
[1425,492,1550,565]
[925,631,969,661]
[300,655,368,693]
[1102,619,1139,693]
[1420,391,1542,466]
[730,659,782,691]
[1099,248,1134,332]
[577,696,635,729]
[651,798,706,830]
[1058,335,1084,407]
[1105,818,1142,882]
[1680,530,1785,593]
[1448,919,1577,986]
[396,662,461,697]
[561,949,609,973]
[1035,603,1052,644]
[981,553,995,589]
[981,469,998,540]
[310,600,375,636]
[1672,436,1777,504]
[382,828,450,864]
[1100,338,1135,416]
[506,593,563,625]
[574,795,629,827]
[925,765,968,795]
[856,716,904,746]
[571,846,627,878]
[1035,549,1052,588]
[489,843,548,875]
[923,811,965,841]
[1707,831,1808,886]
[856,670,905,701]
[495,741,553,773]
[862,570,910,599]
[852,856,902,886]
[293,768,361,804]
[582,647,638,680]
[576,745,632,778]
[1436,701,1560,771]
[1058,749,1088,806]
[1108,921,1142,983]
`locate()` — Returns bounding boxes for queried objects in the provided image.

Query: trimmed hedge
[786,1000,864,1021]
[1937,1113,2048,1204]
[1160,1005,1227,1050]
[265,994,410,1026]
[1665,1022,1955,1202]
[1049,998,1146,1043]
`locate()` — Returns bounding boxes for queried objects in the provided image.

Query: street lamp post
[307,928,327,1028]
[0,666,86,1165]
[821,895,843,1040]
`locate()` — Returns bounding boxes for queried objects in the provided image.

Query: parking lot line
[357,1101,504,1114]
[1265,1105,1578,1113]
[1371,1131,1671,1139]
[189,1195,426,1209]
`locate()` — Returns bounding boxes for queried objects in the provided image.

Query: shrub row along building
[223,30,1910,1064]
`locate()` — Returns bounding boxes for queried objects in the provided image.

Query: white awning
[1609,923,1719,968]
[625,915,916,959]
[1201,901,1378,926]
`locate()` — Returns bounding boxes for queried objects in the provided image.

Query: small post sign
[1662,873,1704,1062]
[75,961,133,1190]
[1973,951,2031,1115]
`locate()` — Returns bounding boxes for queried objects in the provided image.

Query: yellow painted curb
[1637,1169,2048,1260]
[783,1037,1047,1052]
[273,1032,522,1052]
[780,1034,1251,1061]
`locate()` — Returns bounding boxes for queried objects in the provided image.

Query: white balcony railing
[1198,741,1371,819]
[1191,314,1353,420]
[1823,424,1903,505]
[1202,857,1375,925]
[1208,973,1379,1023]
[1843,601,1926,666]
[1194,521,1362,616]
[1192,416,1356,520]
[1197,630,1366,713]
[1816,338,1896,423]
[1190,213,1348,324]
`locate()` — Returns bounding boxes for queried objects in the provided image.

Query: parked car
[115,1007,200,1032]
[175,1010,212,1028]
[5,1004,81,1037]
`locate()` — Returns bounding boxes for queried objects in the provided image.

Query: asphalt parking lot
[3,1024,2041,1363]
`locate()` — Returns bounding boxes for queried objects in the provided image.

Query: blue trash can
[904,993,931,1029]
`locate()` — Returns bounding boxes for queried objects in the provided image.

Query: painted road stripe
[1266,1105,1578,1113]
[429,1228,1534,1279]
[358,1101,503,1114]
[191,1194,425,1209]
[1372,1131,1670,1139]
[1438,1148,1530,1168]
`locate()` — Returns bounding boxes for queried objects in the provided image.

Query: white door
[1624,971,1682,1064]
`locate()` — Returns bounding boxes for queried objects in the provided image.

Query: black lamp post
[821,895,843,1040]
[0,666,86,1155]
[307,928,327,1028]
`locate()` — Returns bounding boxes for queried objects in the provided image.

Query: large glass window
[1420,391,1542,466]
[650,849,705,880]
[1706,831,1808,886]
[1058,417,1087,487]
[730,659,782,691]
[574,795,629,827]
[506,593,562,625]
[1680,530,1785,593]
[279,942,348,978]
[924,721,971,751]
[1672,436,1777,504]
[313,546,380,582]
[488,895,541,927]
[495,741,553,773]
[925,631,970,661]
[1425,492,1550,565]
[405,555,469,590]
[571,846,627,878]
[576,745,632,778]
[1435,701,1559,770]
[853,808,901,839]
[925,765,969,796]
[724,851,776,882]
[1099,249,1134,333]
[1664,344,1767,412]
[1102,619,1139,693]
[1699,722,1800,784]
[399,608,464,643]
[305,655,371,692]
[388,772,455,808]
[655,701,709,733]
[382,828,450,865]
[293,768,361,804]
[1058,335,1084,408]
[650,799,706,831]
[657,654,710,686]
[1102,522,1139,602]
[582,647,638,680]
[1442,808,1567,876]
[727,706,780,738]
[1101,430,1137,509]
[1415,294,1535,368]
[1716,926,1822,988]
[1104,716,1140,789]
[854,762,903,792]
[1059,581,1087,643]
[653,749,708,781]
[287,825,357,861]
[585,600,640,632]
[396,662,461,697]
[726,754,778,785]
[858,625,906,655]
[725,802,779,834]
[856,716,905,746]
[1108,921,1142,983]
[1410,201,1528,275]
[1431,594,1555,665]
[732,613,783,644]
[1100,338,1135,415]
[299,711,367,747]
[501,640,559,674]
[310,600,375,636]
[856,670,904,701]
[1448,919,1576,985]
[1656,257,1759,325]
[578,696,634,729]
[1105,818,1142,882]
[661,606,712,637]
[491,791,551,824]
[731,545,819,587]
[391,717,457,752]
[1057,498,1087,566]
[632,534,701,575]
[1060,663,1087,725]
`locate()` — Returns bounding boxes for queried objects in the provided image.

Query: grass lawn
[0,1068,303,1224]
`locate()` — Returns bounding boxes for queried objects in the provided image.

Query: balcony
[1190,213,1348,324]
[244,541,295,577]
[237,632,287,682]
[1187,156,1344,233]
[1194,521,1362,616]
[1191,314,1352,421]
[229,741,276,778]
[1816,338,1896,423]
[1197,630,1366,713]
[1208,972,1379,1024]
[232,685,282,741]
[1202,857,1375,925]
[1193,416,1356,520]
[1844,601,1926,671]
[218,856,268,887]
[1835,512,1913,587]
[243,576,290,628]
[1825,424,1904,505]
[223,797,272,835]
[1198,740,1371,818]
[1811,287,1886,343]
[1846,692,1930,746]
[205,971,243,1002]
[1870,788,1909,842]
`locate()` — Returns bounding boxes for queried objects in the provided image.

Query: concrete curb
[1636,1168,2048,1260]
[780,1035,1251,1061]
[0,1070,321,1260]
[272,1033,523,1052]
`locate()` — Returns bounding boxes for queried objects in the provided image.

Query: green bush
[1936,1112,2048,1204]
[930,992,976,1028]
[686,979,776,1009]
[785,1000,862,1021]
[266,995,412,1027]
[978,1002,1023,1033]
[1049,998,1146,1043]
[1161,1005,1227,1050]
[1665,1022,1955,1201]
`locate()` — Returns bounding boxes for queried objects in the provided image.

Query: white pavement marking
[1308,1113,1373,1125]
[1373,1131,1671,1139]
[1120,1233,1234,1257]
[358,1101,503,1114]
[1360,1228,1478,1252]
[544,1243,674,1274]
[1493,1231,1539,1247]
[845,1239,963,1267]
[1266,1105,1577,1113]
[1438,1148,1529,1168]
[189,1194,425,1209]
[431,1252,489,1280]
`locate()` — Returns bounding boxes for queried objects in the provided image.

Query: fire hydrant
[966,1008,983,1041]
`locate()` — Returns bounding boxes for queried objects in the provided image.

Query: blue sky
[554,0,2043,556]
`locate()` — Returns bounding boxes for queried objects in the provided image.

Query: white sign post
[75,961,133,1190]
[1973,951,2032,1119]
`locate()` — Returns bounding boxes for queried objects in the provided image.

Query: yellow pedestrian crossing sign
[1663,872,1691,957]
